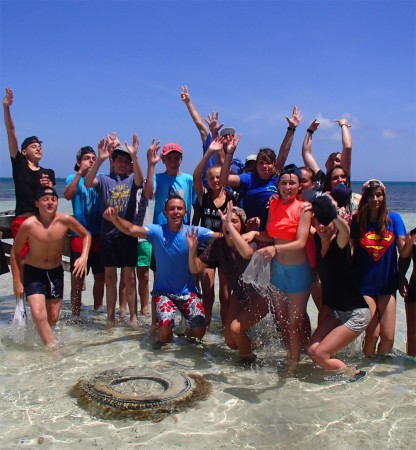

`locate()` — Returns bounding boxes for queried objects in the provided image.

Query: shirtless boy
[12,187,91,348]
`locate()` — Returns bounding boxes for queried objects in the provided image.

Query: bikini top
[267,197,303,241]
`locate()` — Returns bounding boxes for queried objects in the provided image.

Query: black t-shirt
[315,234,368,311]
[11,152,56,216]
[315,169,326,191]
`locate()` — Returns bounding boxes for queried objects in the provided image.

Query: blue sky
[0,0,415,181]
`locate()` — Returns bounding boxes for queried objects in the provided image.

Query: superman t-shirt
[351,212,406,295]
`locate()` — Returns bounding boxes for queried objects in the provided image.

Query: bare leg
[118,268,127,320]
[200,267,215,327]
[93,272,105,311]
[104,267,117,326]
[273,290,310,375]
[122,266,138,328]
[376,294,396,354]
[70,273,84,317]
[28,294,60,347]
[405,302,416,356]
[187,325,206,340]
[308,315,361,371]
[218,268,230,327]
[228,294,269,357]
[136,266,150,316]
[158,325,174,343]
[362,295,380,356]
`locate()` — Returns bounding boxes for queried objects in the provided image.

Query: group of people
[2,86,415,381]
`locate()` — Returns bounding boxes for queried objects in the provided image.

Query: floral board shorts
[151,291,206,329]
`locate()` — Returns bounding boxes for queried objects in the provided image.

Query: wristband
[340,124,349,128]
[287,127,296,132]
[306,129,314,135]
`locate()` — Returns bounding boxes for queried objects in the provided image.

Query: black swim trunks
[24,264,64,300]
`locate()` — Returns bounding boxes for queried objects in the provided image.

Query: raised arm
[335,119,352,173]
[64,157,92,200]
[219,134,241,188]
[103,206,148,239]
[275,106,302,172]
[180,85,209,144]
[193,137,223,204]
[125,133,144,187]
[144,139,161,200]
[186,227,209,274]
[301,119,321,173]
[84,138,107,188]
[3,87,19,159]
[218,202,254,259]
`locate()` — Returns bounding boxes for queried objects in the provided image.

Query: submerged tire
[72,366,211,420]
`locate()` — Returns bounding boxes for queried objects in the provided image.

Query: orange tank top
[267,197,303,241]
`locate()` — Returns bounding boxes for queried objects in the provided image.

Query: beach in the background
[0,179,415,448]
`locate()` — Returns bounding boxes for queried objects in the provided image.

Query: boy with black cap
[85,135,144,328]
[12,186,91,348]
[64,146,104,317]
[3,87,56,298]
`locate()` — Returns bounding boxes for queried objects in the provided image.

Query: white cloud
[382,129,397,139]
[315,113,334,130]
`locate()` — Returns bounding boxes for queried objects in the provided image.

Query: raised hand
[286,106,303,128]
[218,200,233,227]
[125,134,139,158]
[308,119,320,131]
[207,136,224,154]
[3,87,13,107]
[186,226,199,252]
[334,119,351,128]
[180,85,190,104]
[205,112,224,135]
[225,133,241,154]
[106,132,120,153]
[97,138,109,160]
[147,138,161,165]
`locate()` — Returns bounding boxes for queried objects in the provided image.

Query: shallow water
[1,183,415,448]
[1,269,415,449]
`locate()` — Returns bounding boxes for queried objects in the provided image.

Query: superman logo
[360,230,394,261]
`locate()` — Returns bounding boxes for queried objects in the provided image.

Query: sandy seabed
[1,267,415,449]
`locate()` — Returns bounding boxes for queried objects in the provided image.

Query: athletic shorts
[404,277,415,304]
[101,235,138,268]
[271,259,312,294]
[24,264,64,300]
[12,215,30,258]
[152,291,206,329]
[137,241,152,267]
[332,307,371,334]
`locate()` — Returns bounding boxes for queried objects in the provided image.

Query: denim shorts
[333,308,371,333]
[271,259,312,294]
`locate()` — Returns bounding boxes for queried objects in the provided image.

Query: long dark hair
[357,179,390,238]
[323,165,351,192]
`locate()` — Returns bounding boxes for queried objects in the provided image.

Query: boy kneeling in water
[13,187,91,348]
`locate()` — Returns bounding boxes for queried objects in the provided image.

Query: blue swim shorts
[24,264,64,300]
[271,259,312,294]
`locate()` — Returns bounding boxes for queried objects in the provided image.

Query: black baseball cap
[74,146,96,171]
[21,136,42,150]
[35,186,58,200]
